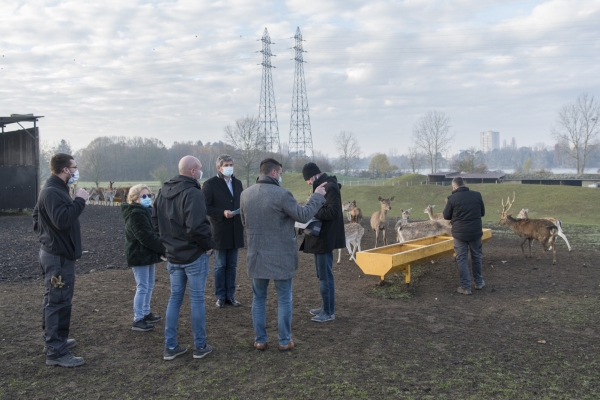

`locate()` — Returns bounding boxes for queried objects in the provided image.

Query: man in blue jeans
[152,155,216,360]
[443,176,486,295]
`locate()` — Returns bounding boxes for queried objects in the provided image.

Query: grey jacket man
[240,175,325,280]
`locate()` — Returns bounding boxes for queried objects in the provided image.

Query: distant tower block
[288,27,313,159]
[480,131,499,152]
[258,27,280,153]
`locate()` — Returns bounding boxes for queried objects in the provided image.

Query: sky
[1,0,599,158]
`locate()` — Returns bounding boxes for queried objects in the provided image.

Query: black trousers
[40,249,75,358]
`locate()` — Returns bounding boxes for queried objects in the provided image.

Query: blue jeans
[314,252,335,315]
[164,253,210,350]
[454,237,483,289]
[132,265,155,321]
[251,278,293,346]
[213,248,239,300]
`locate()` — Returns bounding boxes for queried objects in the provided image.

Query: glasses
[68,166,78,169]
[141,194,153,199]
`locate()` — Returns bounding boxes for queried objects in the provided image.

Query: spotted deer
[370,196,394,248]
[396,218,452,243]
[103,181,116,206]
[424,204,444,220]
[516,208,572,252]
[394,208,412,243]
[87,187,104,205]
[337,222,364,264]
[499,194,558,264]
[343,200,363,223]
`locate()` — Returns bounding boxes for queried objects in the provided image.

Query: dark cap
[302,162,321,181]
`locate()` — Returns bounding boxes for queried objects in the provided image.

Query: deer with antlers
[370,196,394,247]
[499,194,559,264]
[516,208,572,252]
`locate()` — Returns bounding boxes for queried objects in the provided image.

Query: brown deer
[394,208,412,242]
[516,208,572,252]
[424,204,444,220]
[370,196,394,247]
[104,181,116,206]
[499,194,558,264]
[337,222,364,264]
[396,218,451,243]
[343,200,363,223]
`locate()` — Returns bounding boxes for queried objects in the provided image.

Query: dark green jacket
[121,203,166,267]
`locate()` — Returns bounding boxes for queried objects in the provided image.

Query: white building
[480,131,500,152]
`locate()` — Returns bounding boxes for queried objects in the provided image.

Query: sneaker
[163,345,187,361]
[278,341,295,352]
[43,338,76,354]
[143,313,161,323]
[475,281,486,290]
[132,319,154,332]
[309,307,322,316]
[216,299,225,308]
[311,312,335,323]
[193,344,213,359]
[457,286,472,295]
[46,352,85,367]
[226,298,242,307]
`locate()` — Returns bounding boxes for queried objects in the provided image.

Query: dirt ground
[0,205,599,399]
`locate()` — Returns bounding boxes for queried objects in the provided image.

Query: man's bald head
[179,156,202,179]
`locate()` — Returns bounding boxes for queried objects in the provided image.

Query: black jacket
[33,175,86,260]
[443,186,485,242]
[300,174,346,253]
[121,203,166,267]
[152,175,215,264]
[202,175,244,250]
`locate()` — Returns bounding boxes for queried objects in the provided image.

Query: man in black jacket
[443,177,486,295]
[300,162,345,322]
[152,155,216,361]
[202,154,244,308]
[33,153,89,367]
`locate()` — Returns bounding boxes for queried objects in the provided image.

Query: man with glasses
[33,153,89,367]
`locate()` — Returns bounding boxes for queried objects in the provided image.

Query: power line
[289,27,313,160]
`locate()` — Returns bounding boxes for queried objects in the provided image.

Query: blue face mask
[140,197,152,208]
[278,176,282,185]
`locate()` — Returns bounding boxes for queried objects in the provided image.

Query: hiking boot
[193,344,213,359]
[46,352,85,367]
[143,313,161,323]
[43,338,76,354]
[164,345,187,361]
[475,281,486,290]
[253,342,267,351]
[309,306,322,316]
[278,341,295,352]
[132,319,154,332]
[457,286,472,295]
[311,312,335,323]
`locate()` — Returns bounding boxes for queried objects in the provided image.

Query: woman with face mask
[120,184,166,332]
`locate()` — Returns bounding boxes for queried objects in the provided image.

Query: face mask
[278,175,282,185]
[67,169,79,185]
[196,170,203,184]
[140,197,152,208]
[222,166,234,177]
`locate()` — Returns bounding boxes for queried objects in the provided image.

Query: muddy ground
[0,205,599,399]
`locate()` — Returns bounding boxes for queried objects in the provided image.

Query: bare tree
[412,111,454,173]
[551,93,600,174]
[405,146,425,174]
[77,137,111,187]
[449,148,488,173]
[333,131,361,175]
[224,116,265,187]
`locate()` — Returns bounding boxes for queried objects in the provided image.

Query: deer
[370,196,394,248]
[499,194,558,264]
[396,218,452,243]
[87,187,104,205]
[516,208,572,252]
[103,181,116,206]
[337,222,365,264]
[343,200,363,223]
[424,204,444,220]
[114,186,131,204]
[394,208,412,243]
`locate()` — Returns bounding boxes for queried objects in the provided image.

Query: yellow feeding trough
[355,229,492,283]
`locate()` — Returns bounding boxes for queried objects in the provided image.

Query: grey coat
[240,175,325,280]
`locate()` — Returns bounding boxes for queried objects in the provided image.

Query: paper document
[294,218,318,229]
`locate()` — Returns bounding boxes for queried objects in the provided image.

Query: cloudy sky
[1,0,599,157]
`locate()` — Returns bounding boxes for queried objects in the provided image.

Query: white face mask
[196,170,203,184]
[222,166,234,177]
[278,175,282,185]
[67,169,79,185]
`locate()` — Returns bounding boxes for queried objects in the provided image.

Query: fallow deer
[370,196,394,248]
[337,222,364,264]
[516,208,572,252]
[499,194,558,264]
[103,181,116,206]
[343,200,363,223]
[394,208,412,243]
[396,218,452,243]
[424,204,444,220]
[87,187,104,205]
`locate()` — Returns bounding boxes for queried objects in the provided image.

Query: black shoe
[216,299,225,308]
[132,319,154,332]
[193,344,213,359]
[226,298,242,307]
[43,338,76,354]
[46,352,85,367]
[143,313,161,323]
[163,345,187,361]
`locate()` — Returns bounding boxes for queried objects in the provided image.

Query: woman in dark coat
[121,184,166,332]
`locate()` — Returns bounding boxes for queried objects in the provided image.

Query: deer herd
[336,192,570,266]
[70,181,131,206]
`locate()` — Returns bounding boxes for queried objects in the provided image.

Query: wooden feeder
[355,229,492,283]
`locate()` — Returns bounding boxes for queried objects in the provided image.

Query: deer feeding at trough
[342,200,363,223]
[499,194,559,264]
[337,222,364,264]
[370,196,394,247]
[394,208,412,243]
[424,204,444,220]
[396,218,452,243]
[516,208,572,252]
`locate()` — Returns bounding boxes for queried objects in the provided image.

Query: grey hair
[216,154,234,168]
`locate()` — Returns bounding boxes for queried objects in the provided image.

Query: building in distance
[480,131,499,152]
